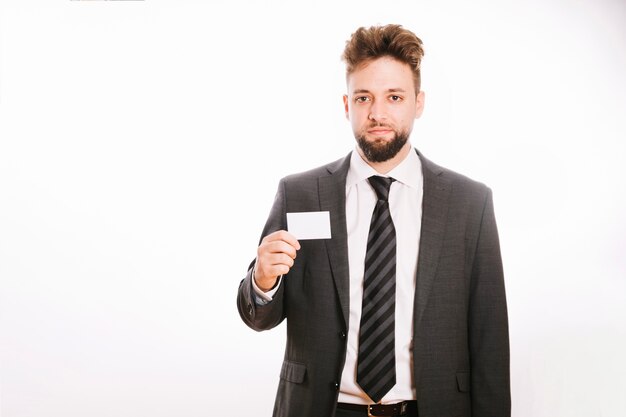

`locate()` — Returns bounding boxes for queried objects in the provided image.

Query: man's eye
[355,96,370,103]
[390,95,402,101]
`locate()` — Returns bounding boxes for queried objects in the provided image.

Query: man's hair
[342,24,425,93]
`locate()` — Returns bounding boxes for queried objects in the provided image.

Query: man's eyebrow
[351,88,407,94]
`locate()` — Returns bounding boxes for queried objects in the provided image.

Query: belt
[337,400,417,416]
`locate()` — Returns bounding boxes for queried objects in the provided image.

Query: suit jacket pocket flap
[280,360,307,383]
[456,371,470,393]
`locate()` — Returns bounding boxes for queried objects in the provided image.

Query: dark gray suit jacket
[237,150,510,417]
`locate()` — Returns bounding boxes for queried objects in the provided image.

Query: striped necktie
[356,175,397,403]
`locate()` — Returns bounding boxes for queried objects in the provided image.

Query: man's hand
[254,230,301,292]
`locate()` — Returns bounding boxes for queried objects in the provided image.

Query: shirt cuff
[251,269,282,305]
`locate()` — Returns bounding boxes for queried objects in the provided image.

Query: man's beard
[356,125,409,163]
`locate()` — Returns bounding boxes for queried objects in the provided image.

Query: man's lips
[367,128,393,135]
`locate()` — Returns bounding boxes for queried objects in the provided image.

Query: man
[237,24,510,417]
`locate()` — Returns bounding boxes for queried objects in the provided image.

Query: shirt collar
[346,146,422,189]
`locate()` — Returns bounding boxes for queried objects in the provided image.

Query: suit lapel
[414,151,452,328]
[319,154,351,328]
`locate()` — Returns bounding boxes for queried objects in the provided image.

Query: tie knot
[368,176,394,201]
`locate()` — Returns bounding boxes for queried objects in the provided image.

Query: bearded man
[237,24,511,417]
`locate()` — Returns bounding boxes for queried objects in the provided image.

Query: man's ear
[343,94,350,120]
[415,90,425,119]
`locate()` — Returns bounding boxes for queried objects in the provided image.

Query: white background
[1,1,625,416]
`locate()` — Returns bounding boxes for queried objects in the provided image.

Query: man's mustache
[368,122,394,129]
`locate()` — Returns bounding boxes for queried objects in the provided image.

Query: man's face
[343,57,425,163]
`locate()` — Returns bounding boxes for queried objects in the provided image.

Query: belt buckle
[366,401,408,417]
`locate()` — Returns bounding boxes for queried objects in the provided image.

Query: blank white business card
[286,211,332,240]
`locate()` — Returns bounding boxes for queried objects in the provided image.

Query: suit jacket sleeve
[469,188,511,416]
[237,179,288,331]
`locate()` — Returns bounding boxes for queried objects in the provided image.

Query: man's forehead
[346,57,415,93]
[347,74,414,94]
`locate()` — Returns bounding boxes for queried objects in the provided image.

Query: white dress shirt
[338,148,423,404]
[253,147,423,404]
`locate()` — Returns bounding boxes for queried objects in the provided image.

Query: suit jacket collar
[319,153,351,327]
[414,149,452,328]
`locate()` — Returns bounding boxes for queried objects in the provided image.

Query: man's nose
[368,102,387,122]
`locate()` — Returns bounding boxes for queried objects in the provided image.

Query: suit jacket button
[339,331,346,338]
[333,382,339,390]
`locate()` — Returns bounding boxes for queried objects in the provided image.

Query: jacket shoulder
[421,153,491,195]
[280,154,349,185]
